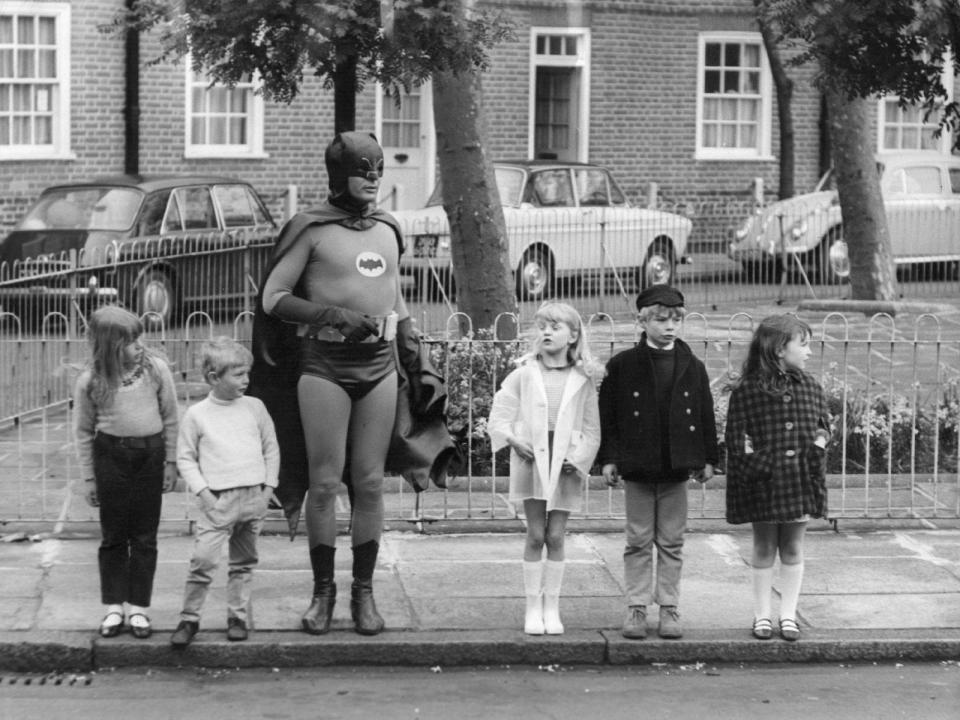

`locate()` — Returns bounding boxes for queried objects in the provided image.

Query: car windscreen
[425,166,526,208]
[18,187,144,232]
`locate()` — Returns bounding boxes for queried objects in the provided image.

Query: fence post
[283,184,298,222]
[647,182,658,209]
[753,177,764,207]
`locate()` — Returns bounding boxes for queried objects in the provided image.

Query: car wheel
[640,240,675,288]
[814,227,848,284]
[137,268,176,330]
[516,248,554,300]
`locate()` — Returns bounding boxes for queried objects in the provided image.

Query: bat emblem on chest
[356,251,387,277]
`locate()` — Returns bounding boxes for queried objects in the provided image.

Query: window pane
[230,90,246,113]
[739,124,756,148]
[401,100,419,121]
[920,128,937,150]
[209,117,226,144]
[724,43,740,66]
[0,49,11,77]
[0,116,8,144]
[723,70,739,93]
[901,127,918,148]
[949,168,960,194]
[401,124,419,147]
[883,127,898,149]
[214,185,255,227]
[13,115,30,143]
[549,36,562,55]
[209,88,228,113]
[0,85,8,111]
[720,124,736,147]
[705,42,720,66]
[703,124,717,147]
[229,117,246,143]
[17,49,35,78]
[743,44,760,67]
[566,37,577,55]
[38,49,55,78]
[12,84,29,110]
[381,124,399,147]
[17,17,33,44]
[720,98,737,120]
[704,69,720,94]
[191,117,205,143]
[536,36,545,54]
[177,188,217,230]
[38,17,55,45]
[0,17,12,44]
[744,71,759,94]
[741,98,758,121]
[703,98,719,120]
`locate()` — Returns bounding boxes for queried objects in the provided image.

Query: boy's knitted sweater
[177,393,280,495]
[73,356,179,478]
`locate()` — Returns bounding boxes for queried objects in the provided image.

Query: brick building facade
[1,1,953,244]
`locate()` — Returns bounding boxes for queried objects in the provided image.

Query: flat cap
[635,285,685,311]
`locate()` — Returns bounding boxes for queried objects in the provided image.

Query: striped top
[540,363,572,430]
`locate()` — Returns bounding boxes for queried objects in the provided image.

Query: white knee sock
[752,565,774,620]
[778,561,804,620]
[542,560,565,635]
[522,561,544,635]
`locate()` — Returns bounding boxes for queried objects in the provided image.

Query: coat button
[634,411,640,417]
[689,425,696,432]
[686,408,692,414]
[784,395,792,403]
[785,422,794,429]
[684,391,689,397]
[633,391,639,397]
[785,449,796,457]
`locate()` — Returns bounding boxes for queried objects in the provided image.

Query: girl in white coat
[488,303,603,635]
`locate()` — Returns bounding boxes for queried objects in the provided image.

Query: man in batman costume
[249,132,455,636]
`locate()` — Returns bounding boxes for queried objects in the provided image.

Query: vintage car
[392,160,692,301]
[0,175,277,328]
[728,152,960,283]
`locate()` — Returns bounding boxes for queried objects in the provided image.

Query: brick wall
[0,0,936,249]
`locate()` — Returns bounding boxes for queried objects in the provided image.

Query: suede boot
[302,544,336,635]
[351,541,384,635]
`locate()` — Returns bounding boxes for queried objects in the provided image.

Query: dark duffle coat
[724,370,830,524]
[598,337,718,481]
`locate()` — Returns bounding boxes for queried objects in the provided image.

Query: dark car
[0,175,277,328]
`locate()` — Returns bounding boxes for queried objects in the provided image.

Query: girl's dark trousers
[93,433,164,607]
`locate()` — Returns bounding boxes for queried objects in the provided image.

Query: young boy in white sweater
[171,337,279,647]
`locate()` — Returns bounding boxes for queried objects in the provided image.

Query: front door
[377,84,435,211]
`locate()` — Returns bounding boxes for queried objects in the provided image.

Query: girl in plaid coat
[725,315,830,642]
[488,302,602,636]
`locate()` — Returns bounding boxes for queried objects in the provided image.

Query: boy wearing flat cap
[598,285,718,640]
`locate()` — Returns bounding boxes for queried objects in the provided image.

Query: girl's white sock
[778,561,805,620]
[752,566,774,620]
[542,559,565,635]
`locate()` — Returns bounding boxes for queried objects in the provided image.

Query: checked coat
[724,370,830,524]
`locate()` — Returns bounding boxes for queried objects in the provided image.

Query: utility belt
[96,432,164,449]
[304,312,397,343]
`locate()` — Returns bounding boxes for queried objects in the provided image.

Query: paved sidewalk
[1,527,959,671]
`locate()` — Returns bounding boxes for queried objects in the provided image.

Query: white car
[728,152,960,282]
[393,160,692,300]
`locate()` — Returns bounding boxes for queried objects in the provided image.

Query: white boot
[522,561,544,635]
[542,560,565,635]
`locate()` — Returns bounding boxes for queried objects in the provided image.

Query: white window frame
[695,31,773,161]
[0,1,72,161]
[877,55,955,155]
[184,62,266,159]
[528,27,591,163]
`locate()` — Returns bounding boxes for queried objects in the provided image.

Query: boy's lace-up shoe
[170,620,199,648]
[227,617,248,642]
[658,605,683,639]
[621,605,647,639]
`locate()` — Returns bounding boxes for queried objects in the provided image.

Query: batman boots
[302,544,336,635]
[350,540,385,635]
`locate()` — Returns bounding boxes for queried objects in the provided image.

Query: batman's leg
[346,370,397,635]
[298,375,351,549]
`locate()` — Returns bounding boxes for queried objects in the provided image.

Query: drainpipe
[123,0,140,176]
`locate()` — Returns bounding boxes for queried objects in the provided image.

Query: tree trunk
[432,67,517,337]
[825,88,898,300]
[333,55,358,134]
[756,1,794,199]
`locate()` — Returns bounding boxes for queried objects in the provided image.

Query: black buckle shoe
[226,617,248,641]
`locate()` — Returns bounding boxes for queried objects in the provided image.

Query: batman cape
[248,204,458,534]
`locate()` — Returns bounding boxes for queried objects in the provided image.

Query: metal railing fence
[1,309,957,526]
